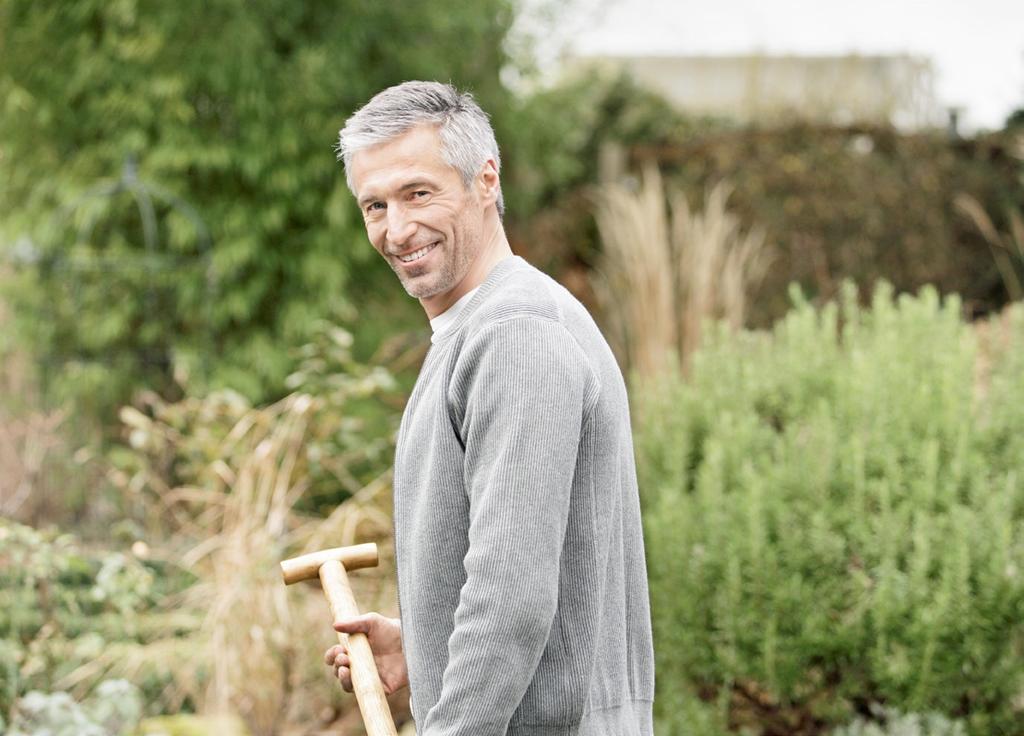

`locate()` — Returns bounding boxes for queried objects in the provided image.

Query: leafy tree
[1006,107,1024,131]
[0,0,517,412]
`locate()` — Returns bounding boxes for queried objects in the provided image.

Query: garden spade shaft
[280,543,397,736]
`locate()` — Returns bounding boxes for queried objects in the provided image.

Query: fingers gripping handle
[318,560,397,736]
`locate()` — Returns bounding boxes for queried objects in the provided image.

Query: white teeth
[398,244,436,263]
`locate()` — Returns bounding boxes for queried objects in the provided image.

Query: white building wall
[569,54,942,128]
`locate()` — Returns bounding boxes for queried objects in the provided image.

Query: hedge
[636,284,1024,735]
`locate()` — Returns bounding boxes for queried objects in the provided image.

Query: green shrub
[95,325,402,734]
[4,679,141,736]
[512,111,1024,326]
[662,127,1024,322]
[1,324,403,733]
[110,323,399,521]
[635,284,1024,735]
[0,521,192,721]
[0,0,518,412]
[832,706,966,736]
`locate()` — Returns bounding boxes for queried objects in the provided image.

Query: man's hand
[324,612,408,695]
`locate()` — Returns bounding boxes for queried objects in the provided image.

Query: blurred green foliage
[103,326,400,733]
[664,126,1024,322]
[1,319,399,727]
[511,72,1024,324]
[5,680,142,736]
[831,706,966,736]
[635,286,1024,735]
[0,520,195,719]
[4,684,249,736]
[110,323,399,522]
[507,71,720,219]
[507,72,729,275]
[7,290,1024,733]
[0,0,517,412]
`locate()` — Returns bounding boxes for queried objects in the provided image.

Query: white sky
[547,0,1024,131]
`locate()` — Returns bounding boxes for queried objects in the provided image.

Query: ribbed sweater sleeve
[420,316,597,736]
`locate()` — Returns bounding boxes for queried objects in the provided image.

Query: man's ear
[477,159,500,207]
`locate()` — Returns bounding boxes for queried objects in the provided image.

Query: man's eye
[412,190,429,199]
[366,202,385,213]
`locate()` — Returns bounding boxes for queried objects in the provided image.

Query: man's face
[349,125,487,301]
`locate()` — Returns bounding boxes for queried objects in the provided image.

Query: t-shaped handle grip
[281,543,396,736]
[280,543,379,584]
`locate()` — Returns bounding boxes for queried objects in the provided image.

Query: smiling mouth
[396,242,438,264]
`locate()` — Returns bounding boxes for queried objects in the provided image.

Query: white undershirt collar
[429,286,481,343]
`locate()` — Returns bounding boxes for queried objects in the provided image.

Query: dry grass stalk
[67,391,397,735]
[592,166,675,378]
[594,165,771,378]
[955,193,1024,301]
[673,182,771,362]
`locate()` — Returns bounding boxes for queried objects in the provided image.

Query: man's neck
[420,220,512,319]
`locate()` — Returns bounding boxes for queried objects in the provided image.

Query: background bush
[0,0,518,412]
[4,679,142,736]
[511,73,1024,325]
[0,520,190,720]
[635,285,1024,735]
[659,126,1024,322]
[0,324,403,734]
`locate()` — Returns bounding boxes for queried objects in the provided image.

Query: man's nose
[385,205,416,247]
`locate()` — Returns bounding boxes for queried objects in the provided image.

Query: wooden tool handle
[281,543,379,584]
[318,559,397,736]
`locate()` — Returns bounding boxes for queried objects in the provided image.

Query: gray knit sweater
[393,256,654,735]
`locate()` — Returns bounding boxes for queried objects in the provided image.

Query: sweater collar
[428,255,525,343]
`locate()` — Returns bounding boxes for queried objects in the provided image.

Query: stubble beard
[393,238,476,300]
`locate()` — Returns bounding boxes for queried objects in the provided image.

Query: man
[324,81,654,735]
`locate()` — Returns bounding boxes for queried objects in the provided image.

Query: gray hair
[337,81,504,217]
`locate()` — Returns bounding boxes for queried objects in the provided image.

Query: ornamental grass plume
[672,179,771,364]
[592,165,675,379]
[59,390,397,735]
[955,193,1024,301]
[593,164,771,379]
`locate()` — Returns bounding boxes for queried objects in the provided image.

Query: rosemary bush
[636,284,1024,735]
